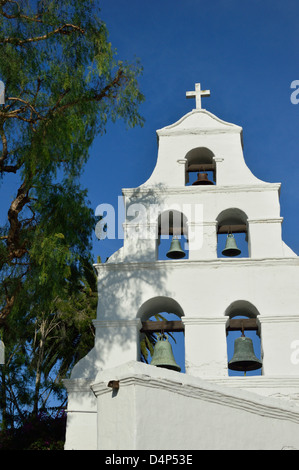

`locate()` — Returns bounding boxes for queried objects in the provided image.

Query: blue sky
[82,1,299,374]
[2,1,299,374]
[84,0,299,265]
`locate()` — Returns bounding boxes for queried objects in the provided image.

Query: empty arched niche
[137,296,185,373]
[157,209,189,260]
[225,300,262,377]
[217,208,249,258]
[185,147,216,186]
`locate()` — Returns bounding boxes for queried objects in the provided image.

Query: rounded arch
[185,147,216,185]
[224,300,260,319]
[225,300,262,377]
[185,147,215,165]
[137,296,185,373]
[137,296,185,322]
[158,208,188,237]
[157,209,189,260]
[216,208,248,227]
[216,208,249,258]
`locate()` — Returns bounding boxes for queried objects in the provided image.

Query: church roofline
[90,361,299,425]
[122,183,281,198]
[93,256,299,274]
[156,108,243,138]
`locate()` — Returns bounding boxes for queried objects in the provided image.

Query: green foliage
[0,0,144,437]
[0,411,66,450]
[1,257,98,430]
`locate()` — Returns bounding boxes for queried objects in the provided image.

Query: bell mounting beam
[187,163,215,172]
[218,224,247,234]
[141,320,184,333]
[226,318,258,332]
[158,227,186,236]
[141,319,258,333]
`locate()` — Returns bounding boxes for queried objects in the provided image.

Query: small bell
[222,233,241,257]
[192,172,214,185]
[228,335,262,372]
[151,335,181,372]
[166,236,186,259]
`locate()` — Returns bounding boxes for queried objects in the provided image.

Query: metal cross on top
[186,83,210,109]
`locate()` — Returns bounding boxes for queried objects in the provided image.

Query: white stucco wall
[87,258,299,377]
[65,107,299,451]
[92,362,299,450]
[63,378,97,450]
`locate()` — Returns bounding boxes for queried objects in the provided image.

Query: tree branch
[7,96,46,120]
[53,69,125,115]
[1,23,85,45]
[7,179,31,260]
[0,121,8,163]
[0,122,19,172]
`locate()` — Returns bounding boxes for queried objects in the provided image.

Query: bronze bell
[151,335,181,372]
[166,236,186,259]
[228,335,262,372]
[192,172,214,185]
[222,233,241,257]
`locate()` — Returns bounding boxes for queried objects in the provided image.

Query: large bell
[166,236,186,259]
[192,172,214,185]
[151,335,181,372]
[228,335,262,372]
[222,233,241,257]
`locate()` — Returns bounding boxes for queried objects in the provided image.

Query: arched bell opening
[216,208,249,258]
[157,209,189,260]
[225,301,262,377]
[137,297,185,373]
[184,147,216,186]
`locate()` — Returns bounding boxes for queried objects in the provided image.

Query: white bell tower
[64,84,299,451]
